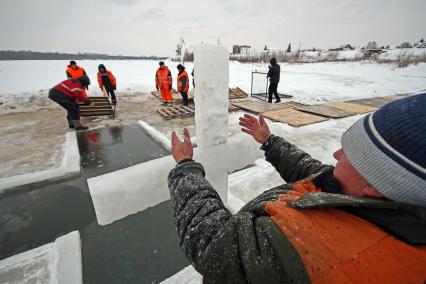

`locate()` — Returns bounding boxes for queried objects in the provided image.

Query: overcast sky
[1,0,424,57]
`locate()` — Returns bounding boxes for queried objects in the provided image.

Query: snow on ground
[1,60,426,114]
[0,60,424,179]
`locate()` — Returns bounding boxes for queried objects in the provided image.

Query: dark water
[0,124,189,282]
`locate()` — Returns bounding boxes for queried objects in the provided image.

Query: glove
[169,85,172,90]
[85,99,93,105]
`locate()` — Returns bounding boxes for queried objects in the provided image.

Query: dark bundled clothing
[48,88,80,120]
[267,60,280,84]
[167,135,426,283]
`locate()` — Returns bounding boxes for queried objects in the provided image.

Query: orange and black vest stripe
[177,70,189,93]
[265,180,426,283]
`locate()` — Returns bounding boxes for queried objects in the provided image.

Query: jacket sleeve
[180,76,187,92]
[263,136,333,183]
[109,71,117,88]
[168,161,307,283]
[97,73,103,89]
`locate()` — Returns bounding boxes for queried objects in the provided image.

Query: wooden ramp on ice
[263,108,329,127]
[322,102,378,115]
[80,96,115,118]
[230,100,305,114]
[295,104,354,118]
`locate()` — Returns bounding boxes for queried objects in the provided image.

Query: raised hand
[239,113,271,144]
[171,128,194,163]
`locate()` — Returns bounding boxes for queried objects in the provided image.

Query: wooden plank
[263,108,329,127]
[231,100,290,114]
[345,96,397,108]
[295,105,354,118]
[324,102,377,114]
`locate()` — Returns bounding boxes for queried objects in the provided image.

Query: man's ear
[363,185,384,198]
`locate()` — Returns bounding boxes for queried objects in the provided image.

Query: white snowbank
[138,120,171,151]
[0,231,82,284]
[0,131,80,192]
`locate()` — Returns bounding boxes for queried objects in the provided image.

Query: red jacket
[54,79,89,103]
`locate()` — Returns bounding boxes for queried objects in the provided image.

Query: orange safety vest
[177,70,189,93]
[97,70,117,89]
[66,66,86,79]
[155,67,172,90]
[265,180,426,284]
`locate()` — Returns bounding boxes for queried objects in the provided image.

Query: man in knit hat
[168,94,426,283]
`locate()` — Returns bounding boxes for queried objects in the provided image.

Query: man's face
[160,64,164,69]
[71,64,77,70]
[333,148,371,196]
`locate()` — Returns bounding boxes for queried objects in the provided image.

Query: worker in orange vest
[66,60,87,79]
[97,64,117,105]
[155,61,173,107]
[168,94,426,283]
[176,64,189,106]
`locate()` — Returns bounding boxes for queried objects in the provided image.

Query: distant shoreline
[0,50,167,61]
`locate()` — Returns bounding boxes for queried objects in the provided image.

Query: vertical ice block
[193,45,229,202]
[194,45,229,149]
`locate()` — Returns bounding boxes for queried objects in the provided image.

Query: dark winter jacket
[167,136,426,283]
[267,61,280,84]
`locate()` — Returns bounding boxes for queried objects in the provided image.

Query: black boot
[67,116,74,128]
[275,98,281,103]
[72,120,89,131]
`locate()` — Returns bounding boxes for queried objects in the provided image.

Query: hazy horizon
[1,0,424,57]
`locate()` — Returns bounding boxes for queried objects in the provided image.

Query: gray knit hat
[341,93,426,207]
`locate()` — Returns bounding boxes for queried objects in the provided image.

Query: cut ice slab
[88,132,263,225]
[0,231,82,284]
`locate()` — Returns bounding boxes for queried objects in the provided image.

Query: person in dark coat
[167,94,426,283]
[267,57,281,103]
[48,76,92,130]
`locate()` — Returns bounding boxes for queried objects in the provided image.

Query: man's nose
[333,148,343,160]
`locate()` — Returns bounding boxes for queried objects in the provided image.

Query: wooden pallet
[157,103,241,120]
[151,90,194,102]
[323,102,377,115]
[157,105,195,119]
[229,87,249,99]
[263,108,329,127]
[80,96,114,117]
[295,104,354,118]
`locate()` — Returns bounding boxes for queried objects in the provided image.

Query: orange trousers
[160,87,172,102]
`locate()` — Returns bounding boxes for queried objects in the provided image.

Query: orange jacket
[265,180,426,284]
[66,65,86,79]
[97,70,116,89]
[155,66,172,90]
[177,70,189,93]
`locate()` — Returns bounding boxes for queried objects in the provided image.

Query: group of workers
[48,60,117,130]
[49,60,192,131]
[155,61,190,107]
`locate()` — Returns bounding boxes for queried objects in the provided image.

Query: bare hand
[239,113,271,144]
[171,128,193,163]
